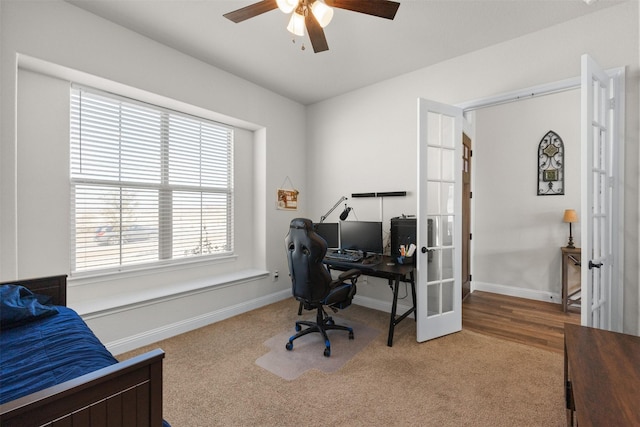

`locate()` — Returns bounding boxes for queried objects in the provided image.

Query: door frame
[461,133,472,300]
[456,67,625,331]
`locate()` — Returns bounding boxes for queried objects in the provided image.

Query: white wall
[473,89,581,301]
[307,1,640,334]
[1,0,308,352]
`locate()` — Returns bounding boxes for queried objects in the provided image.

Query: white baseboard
[107,291,414,355]
[107,282,559,355]
[471,281,561,304]
[107,289,290,355]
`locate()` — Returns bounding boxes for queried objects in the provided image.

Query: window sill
[69,254,239,285]
[72,268,269,318]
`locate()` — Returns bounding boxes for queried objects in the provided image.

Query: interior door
[416,98,463,342]
[580,54,617,330]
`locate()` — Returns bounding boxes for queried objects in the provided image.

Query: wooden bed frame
[0,275,166,427]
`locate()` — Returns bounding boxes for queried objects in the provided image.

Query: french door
[415,54,624,341]
[581,54,623,331]
[416,98,463,342]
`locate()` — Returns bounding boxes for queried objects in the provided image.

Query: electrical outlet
[273,270,279,281]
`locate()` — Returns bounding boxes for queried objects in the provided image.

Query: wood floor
[462,291,581,354]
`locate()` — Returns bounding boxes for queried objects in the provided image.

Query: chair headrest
[290,218,313,231]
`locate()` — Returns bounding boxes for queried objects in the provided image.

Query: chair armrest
[338,269,361,282]
[329,269,361,289]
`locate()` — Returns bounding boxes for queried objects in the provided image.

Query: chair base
[285,306,354,357]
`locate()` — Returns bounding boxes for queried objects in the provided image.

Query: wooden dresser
[564,323,640,426]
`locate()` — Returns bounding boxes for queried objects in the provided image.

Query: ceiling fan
[224,0,401,53]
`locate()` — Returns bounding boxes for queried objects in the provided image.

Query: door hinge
[469,274,472,281]
[470,191,473,198]
[469,233,472,240]
[470,150,473,157]
[609,98,615,109]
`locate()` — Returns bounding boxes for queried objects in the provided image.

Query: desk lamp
[563,209,578,248]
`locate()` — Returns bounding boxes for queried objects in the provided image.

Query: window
[70,87,234,273]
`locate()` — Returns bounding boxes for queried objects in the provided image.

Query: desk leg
[410,271,416,322]
[387,272,417,347]
[388,277,400,347]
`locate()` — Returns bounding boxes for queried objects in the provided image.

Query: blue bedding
[0,305,118,405]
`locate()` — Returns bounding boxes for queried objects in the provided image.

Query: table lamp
[563,209,578,248]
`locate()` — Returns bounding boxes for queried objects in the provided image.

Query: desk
[325,255,415,347]
[564,323,640,427]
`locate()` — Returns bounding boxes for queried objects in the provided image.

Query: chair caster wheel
[285,341,293,351]
[349,331,354,340]
[295,324,301,332]
[324,347,331,357]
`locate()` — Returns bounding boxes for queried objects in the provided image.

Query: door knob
[589,260,603,269]
[421,247,428,254]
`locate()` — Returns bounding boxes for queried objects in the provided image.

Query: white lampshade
[311,0,334,27]
[277,0,298,14]
[287,11,305,36]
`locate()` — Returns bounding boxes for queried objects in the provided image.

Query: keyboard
[325,251,362,263]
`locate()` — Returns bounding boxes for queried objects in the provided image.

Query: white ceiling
[65,0,624,105]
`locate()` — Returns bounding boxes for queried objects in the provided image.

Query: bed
[0,274,168,426]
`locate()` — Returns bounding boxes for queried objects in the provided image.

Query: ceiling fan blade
[306,13,329,53]
[223,0,278,23]
[325,0,400,20]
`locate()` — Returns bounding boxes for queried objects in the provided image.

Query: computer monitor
[339,221,383,255]
[313,222,339,249]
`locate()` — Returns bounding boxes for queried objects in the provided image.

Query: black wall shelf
[351,191,407,198]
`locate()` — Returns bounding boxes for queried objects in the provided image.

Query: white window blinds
[70,87,234,273]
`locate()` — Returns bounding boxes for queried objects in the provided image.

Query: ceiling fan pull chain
[291,37,306,51]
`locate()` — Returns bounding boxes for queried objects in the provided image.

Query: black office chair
[284,218,360,357]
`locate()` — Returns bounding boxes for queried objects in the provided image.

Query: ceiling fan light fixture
[277,0,298,14]
[311,0,334,27]
[224,0,401,53]
[287,11,305,36]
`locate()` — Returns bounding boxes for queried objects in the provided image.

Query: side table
[561,247,581,312]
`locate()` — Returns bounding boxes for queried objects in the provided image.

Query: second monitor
[340,221,383,255]
[314,222,339,249]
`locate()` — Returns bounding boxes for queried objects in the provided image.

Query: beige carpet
[120,298,567,427]
[256,317,380,380]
